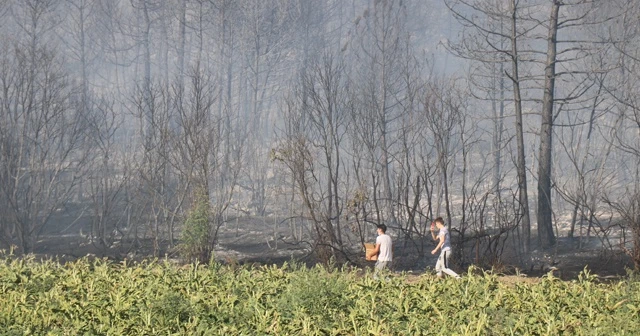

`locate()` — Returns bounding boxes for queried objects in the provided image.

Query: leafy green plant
[277,264,353,324]
[180,188,212,263]
[1,255,639,335]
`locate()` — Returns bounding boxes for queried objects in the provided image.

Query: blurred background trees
[0,0,639,269]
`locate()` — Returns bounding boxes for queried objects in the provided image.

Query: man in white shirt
[367,224,392,279]
[430,217,460,279]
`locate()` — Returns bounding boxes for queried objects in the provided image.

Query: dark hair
[434,217,444,226]
[376,224,387,233]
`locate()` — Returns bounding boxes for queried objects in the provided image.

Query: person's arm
[431,234,444,255]
[367,243,381,258]
[430,222,438,241]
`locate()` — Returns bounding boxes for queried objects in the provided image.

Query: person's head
[434,217,445,229]
[376,224,387,234]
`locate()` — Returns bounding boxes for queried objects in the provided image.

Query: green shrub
[180,188,211,263]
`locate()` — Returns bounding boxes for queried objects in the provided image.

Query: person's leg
[442,251,461,278]
[435,252,444,278]
[374,260,388,279]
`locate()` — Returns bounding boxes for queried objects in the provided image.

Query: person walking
[367,224,392,279]
[430,217,460,279]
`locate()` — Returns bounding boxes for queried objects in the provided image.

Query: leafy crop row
[1,254,639,335]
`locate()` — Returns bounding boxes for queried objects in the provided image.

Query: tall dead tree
[536,0,560,248]
[446,0,533,254]
[535,0,619,248]
[274,53,350,264]
[237,0,298,215]
[0,0,92,253]
[0,46,89,253]
[350,0,412,227]
[422,77,463,228]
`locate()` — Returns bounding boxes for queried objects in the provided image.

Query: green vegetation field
[1,254,639,335]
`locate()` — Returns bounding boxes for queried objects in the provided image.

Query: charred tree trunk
[537,1,560,249]
[509,0,531,254]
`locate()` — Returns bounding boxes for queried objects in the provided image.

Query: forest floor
[18,215,636,284]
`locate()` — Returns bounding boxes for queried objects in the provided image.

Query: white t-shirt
[376,234,393,261]
[438,227,451,252]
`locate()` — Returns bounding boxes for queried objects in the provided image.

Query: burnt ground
[8,215,636,282]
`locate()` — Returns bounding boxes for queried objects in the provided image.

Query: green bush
[180,189,212,263]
